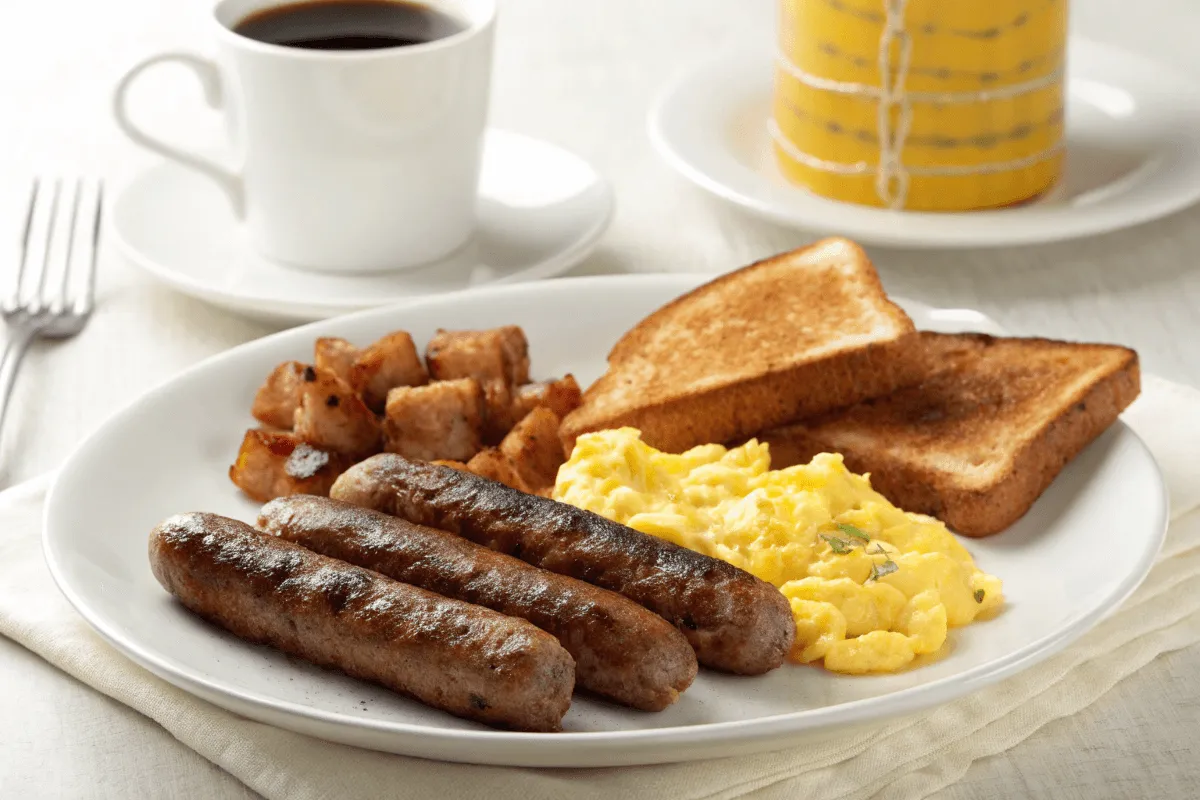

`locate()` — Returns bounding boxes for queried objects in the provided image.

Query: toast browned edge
[603,238,906,364]
[561,239,919,453]
[761,339,1141,537]
[566,335,924,454]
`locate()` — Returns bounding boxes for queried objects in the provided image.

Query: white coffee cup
[114,0,495,274]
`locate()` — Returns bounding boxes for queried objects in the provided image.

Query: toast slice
[760,333,1141,537]
[560,238,922,453]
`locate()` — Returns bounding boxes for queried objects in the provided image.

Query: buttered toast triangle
[560,238,922,453]
[761,333,1141,537]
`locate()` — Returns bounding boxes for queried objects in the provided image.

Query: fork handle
[0,325,38,454]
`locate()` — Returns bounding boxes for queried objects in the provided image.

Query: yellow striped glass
[772,0,1068,210]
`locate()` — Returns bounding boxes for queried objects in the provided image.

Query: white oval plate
[110,129,614,324]
[649,38,1200,248]
[44,275,1166,767]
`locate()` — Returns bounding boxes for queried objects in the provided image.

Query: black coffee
[234,0,465,50]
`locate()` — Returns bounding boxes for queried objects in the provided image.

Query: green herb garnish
[836,523,871,542]
[974,589,986,603]
[819,534,854,555]
[868,560,899,582]
[822,529,902,583]
[865,543,899,582]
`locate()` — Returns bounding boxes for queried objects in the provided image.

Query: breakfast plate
[109,130,614,324]
[649,38,1200,248]
[44,275,1166,767]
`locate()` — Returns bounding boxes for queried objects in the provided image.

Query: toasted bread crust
[567,335,924,453]
[602,239,909,365]
[561,239,919,453]
[763,335,1141,537]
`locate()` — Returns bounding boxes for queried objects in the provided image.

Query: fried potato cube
[293,366,381,456]
[512,374,583,422]
[383,378,484,462]
[349,331,428,413]
[251,361,306,429]
[466,448,534,493]
[495,326,531,386]
[499,407,567,493]
[426,327,531,440]
[314,337,359,383]
[425,326,530,386]
[481,382,517,444]
[228,429,350,502]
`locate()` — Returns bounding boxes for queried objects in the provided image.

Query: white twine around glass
[772,0,1065,208]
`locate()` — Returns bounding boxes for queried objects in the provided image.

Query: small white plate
[650,39,1200,248]
[110,130,614,323]
[44,276,1166,767]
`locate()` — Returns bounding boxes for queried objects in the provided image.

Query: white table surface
[2,0,1199,796]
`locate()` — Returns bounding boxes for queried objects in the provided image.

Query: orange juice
[772,0,1067,210]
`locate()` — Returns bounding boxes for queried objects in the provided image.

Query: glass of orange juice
[772,0,1068,210]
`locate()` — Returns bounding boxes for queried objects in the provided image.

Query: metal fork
[0,178,103,455]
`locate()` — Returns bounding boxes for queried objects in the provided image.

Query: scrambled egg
[553,429,1004,674]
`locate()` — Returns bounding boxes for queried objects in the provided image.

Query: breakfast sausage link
[330,455,796,674]
[258,495,698,711]
[148,512,574,731]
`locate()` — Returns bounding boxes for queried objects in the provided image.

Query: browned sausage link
[258,495,698,711]
[330,455,796,675]
[148,512,574,731]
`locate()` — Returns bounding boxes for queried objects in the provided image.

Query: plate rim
[108,129,615,322]
[42,274,1170,765]
[648,36,1200,249]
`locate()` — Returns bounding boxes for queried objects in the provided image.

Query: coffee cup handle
[113,52,245,218]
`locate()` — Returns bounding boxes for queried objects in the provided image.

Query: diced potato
[466,448,534,493]
[499,407,567,492]
[383,378,483,462]
[481,380,516,444]
[228,429,349,502]
[494,326,531,386]
[511,374,582,422]
[426,327,530,439]
[293,367,381,456]
[349,331,428,413]
[314,337,359,383]
[425,326,529,386]
[251,361,306,429]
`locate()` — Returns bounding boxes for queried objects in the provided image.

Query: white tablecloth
[2,0,1199,796]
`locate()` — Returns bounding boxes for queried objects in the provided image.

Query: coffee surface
[234,0,464,50]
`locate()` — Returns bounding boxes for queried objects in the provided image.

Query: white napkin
[2,375,1199,800]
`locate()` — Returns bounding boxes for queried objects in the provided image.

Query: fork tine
[53,179,83,315]
[77,181,103,316]
[8,180,41,312]
[33,178,63,313]
[4,177,102,324]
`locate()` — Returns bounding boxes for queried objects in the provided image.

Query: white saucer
[649,38,1200,248]
[111,130,614,323]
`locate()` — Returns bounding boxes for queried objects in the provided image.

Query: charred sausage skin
[259,495,697,710]
[330,455,796,675]
[149,512,575,731]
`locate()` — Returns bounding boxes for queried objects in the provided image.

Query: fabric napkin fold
[2,374,1199,800]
